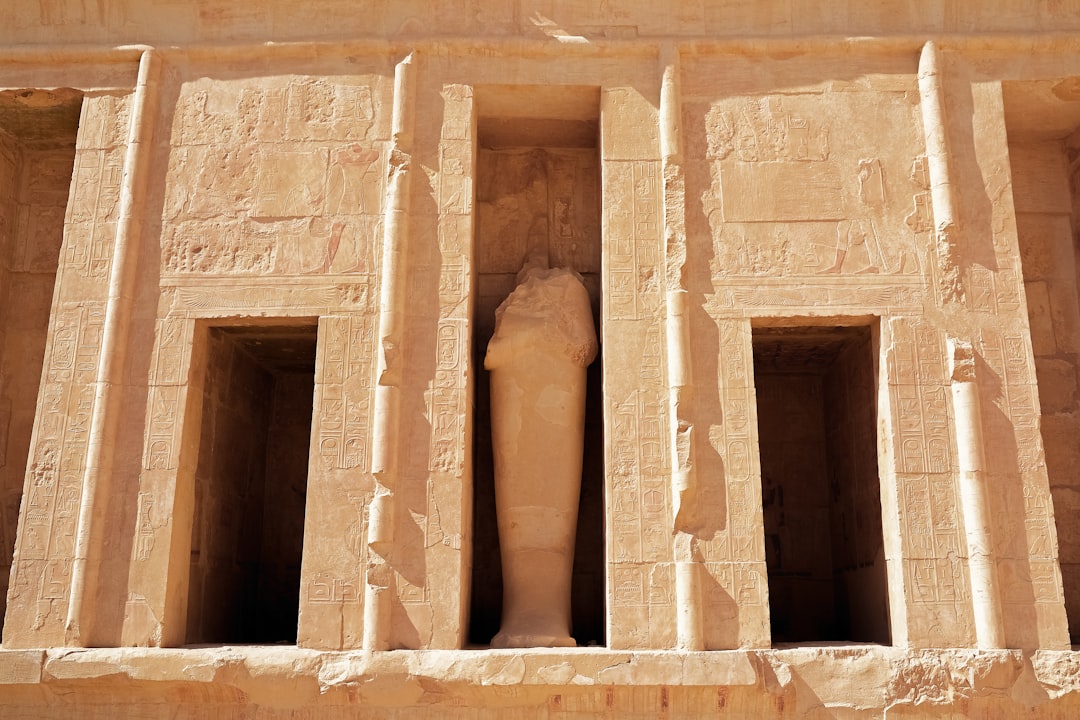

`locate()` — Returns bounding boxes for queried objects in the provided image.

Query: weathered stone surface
[0,647,1078,717]
[486,263,597,649]
[2,2,1080,717]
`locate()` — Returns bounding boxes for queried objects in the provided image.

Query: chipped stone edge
[1,646,1079,713]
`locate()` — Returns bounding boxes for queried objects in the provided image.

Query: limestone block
[0,646,1078,716]
[0,649,42,683]
[1046,280,1080,355]
[0,90,95,647]
[76,94,131,151]
[703,2,793,36]
[1015,212,1075,282]
[1034,358,1078,414]
[2,10,1080,717]
[297,316,376,650]
[1025,283,1059,356]
[602,87,659,162]
[1039,413,1080,483]
[1010,142,1071,214]
[0,0,1079,44]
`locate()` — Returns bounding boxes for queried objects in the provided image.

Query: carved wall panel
[297,315,376,649]
[601,84,674,649]
[374,75,477,650]
[0,90,94,649]
[682,55,927,319]
[966,79,1069,649]
[1005,134,1077,647]
[123,317,200,646]
[160,68,391,288]
[882,316,974,646]
[0,34,1076,671]
[690,318,769,648]
[3,302,102,645]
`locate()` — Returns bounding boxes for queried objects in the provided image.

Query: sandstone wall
[5,2,1080,45]
[2,2,1080,717]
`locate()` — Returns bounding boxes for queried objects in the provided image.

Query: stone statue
[484,257,598,648]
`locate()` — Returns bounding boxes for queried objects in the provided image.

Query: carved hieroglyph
[2,91,124,647]
[486,260,597,648]
[6,6,1080,716]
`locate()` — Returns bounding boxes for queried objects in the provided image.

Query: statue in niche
[484,253,598,648]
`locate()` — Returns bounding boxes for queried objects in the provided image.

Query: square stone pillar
[3,93,131,648]
[600,82,676,649]
[296,315,377,649]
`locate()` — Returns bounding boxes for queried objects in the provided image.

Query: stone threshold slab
[0,646,1079,717]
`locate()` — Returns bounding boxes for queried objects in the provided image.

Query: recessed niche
[1002,82,1080,644]
[468,85,605,647]
[185,323,316,644]
[752,323,889,644]
[0,89,81,633]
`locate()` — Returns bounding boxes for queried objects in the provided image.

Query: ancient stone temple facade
[4,2,1080,717]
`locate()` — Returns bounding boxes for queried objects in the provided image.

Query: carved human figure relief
[484,255,598,648]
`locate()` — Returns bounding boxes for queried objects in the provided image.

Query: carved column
[915,40,1069,649]
[66,49,160,646]
[659,44,705,651]
[948,337,1005,648]
[364,51,416,651]
[917,41,963,306]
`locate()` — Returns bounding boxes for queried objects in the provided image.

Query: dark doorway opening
[468,85,605,647]
[185,323,316,644]
[753,323,889,644]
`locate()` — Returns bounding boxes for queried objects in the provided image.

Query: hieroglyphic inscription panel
[602,111,670,646]
[695,318,770,648]
[57,95,131,300]
[142,318,196,473]
[604,161,662,323]
[682,57,929,318]
[427,79,475,486]
[382,80,476,649]
[1,91,128,648]
[4,303,104,646]
[979,326,1067,646]
[884,316,974,647]
[122,317,199,646]
[0,127,80,627]
[296,315,376,649]
[161,68,390,280]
